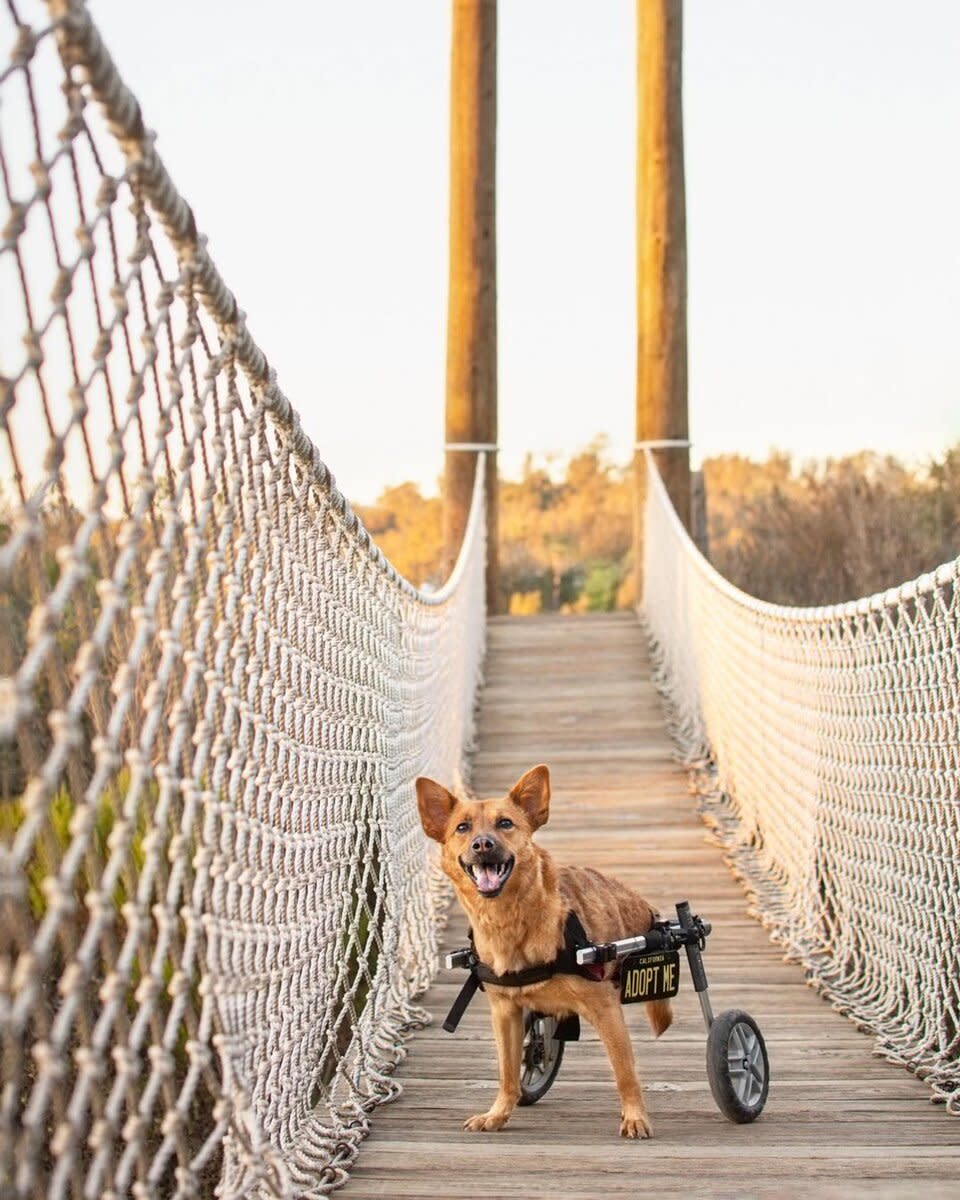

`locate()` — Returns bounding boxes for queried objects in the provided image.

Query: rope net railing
[0,1,487,1195]
[641,452,960,1113]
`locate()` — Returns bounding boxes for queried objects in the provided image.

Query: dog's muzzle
[459,855,514,898]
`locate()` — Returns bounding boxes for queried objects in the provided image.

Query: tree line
[354,439,960,613]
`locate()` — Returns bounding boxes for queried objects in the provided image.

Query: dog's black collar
[442,910,599,1034]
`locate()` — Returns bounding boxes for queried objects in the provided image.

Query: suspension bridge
[1,3,958,1199]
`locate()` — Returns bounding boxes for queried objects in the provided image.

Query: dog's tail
[645,999,673,1038]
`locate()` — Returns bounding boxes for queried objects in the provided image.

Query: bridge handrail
[641,451,960,1115]
[1,3,487,1196]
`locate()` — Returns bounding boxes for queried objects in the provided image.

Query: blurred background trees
[353,439,960,612]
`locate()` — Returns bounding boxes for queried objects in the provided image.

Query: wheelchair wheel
[518,1011,564,1105]
[706,1009,769,1123]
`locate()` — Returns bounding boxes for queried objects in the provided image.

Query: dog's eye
[455,821,470,834]
[495,817,514,830]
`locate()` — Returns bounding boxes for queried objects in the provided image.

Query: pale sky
[87,0,960,503]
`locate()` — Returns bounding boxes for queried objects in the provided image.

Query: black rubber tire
[518,1011,565,1106]
[706,1008,770,1123]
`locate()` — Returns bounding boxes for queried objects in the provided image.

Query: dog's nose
[471,834,495,856]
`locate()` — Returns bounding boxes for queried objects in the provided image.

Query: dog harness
[442,909,605,1036]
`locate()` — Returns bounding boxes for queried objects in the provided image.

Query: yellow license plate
[620,950,681,1004]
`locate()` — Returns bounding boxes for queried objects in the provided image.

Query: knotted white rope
[0,3,485,1195]
[641,451,960,1115]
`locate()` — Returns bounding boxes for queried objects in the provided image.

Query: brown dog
[415,763,671,1138]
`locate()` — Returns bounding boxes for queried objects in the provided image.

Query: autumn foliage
[353,440,960,612]
[703,449,960,605]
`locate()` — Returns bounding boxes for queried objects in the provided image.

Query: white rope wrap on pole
[0,4,486,1195]
[634,439,691,450]
[640,451,960,1115]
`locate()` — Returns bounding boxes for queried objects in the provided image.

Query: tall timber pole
[445,0,499,611]
[634,0,690,603]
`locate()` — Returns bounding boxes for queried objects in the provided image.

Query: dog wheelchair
[443,899,770,1123]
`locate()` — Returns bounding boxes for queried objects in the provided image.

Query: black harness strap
[561,909,591,963]
[442,910,599,1034]
[442,970,481,1034]
[474,960,558,987]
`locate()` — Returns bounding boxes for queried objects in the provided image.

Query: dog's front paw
[620,1111,653,1139]
[464,1111,509,1132]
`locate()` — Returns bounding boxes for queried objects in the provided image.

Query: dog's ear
[415,777,458,842]
[508,764,551,831]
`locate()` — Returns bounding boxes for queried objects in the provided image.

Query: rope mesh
[0,1,486,1195]
[641,452,960,1114]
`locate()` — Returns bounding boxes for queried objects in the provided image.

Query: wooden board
[341,613,960,1198]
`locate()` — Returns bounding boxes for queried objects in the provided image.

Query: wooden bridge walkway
[343,614,960,1199]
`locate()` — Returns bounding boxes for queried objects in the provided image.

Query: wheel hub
[728,1021,765,1108]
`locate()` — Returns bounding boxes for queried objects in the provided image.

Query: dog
[415,763,671,1138]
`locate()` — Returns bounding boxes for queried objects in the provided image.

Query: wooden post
[634,0,690,604]
[444,0,499,612]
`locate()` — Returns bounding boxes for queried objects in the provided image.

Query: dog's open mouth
[460,857,514,898]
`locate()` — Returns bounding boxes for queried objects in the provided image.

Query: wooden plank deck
[342,613,960,1198]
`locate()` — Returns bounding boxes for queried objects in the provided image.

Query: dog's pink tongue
[475,866,501,893]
